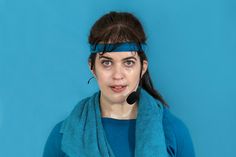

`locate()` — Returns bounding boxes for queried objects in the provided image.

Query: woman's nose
[112,65,124,80]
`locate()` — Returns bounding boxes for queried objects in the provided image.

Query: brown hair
[88,11,168,107]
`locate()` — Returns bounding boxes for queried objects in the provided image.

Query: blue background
[0,0,235,156]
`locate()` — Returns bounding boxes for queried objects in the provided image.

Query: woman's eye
[124,61,135,67]
[101,60,112,66]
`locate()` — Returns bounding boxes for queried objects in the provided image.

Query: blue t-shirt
[43,108,195,157]
[101,118,136,157]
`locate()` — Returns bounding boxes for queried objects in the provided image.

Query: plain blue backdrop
[0,0,235,156]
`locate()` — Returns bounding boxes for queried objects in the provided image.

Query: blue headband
[90,42,146,53]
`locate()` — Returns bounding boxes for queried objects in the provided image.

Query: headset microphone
[126,78,142,105]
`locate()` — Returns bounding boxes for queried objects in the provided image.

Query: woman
[43,11,195,157]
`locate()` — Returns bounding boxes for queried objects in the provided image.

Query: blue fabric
[90,42,146,53]
[43,108,195,157]
[59,89,167,157]
[101,118,136,157]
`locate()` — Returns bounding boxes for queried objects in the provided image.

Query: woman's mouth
[110,85,127,93]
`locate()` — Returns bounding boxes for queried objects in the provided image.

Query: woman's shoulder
[43,107,195,157]
[43,121,65,157]
[162,107,195,157]
[163,107,190,135]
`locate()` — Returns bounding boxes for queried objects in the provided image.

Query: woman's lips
[110,85,127,93]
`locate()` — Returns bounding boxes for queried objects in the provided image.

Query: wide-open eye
[101,60,112,67]
[124,60,135,67]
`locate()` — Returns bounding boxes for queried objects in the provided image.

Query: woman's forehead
[98,51,138,60]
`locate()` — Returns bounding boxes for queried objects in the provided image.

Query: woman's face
[89,51,148,104]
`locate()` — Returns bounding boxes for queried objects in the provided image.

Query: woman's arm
[163,108,195,157]
[43,122,65,157]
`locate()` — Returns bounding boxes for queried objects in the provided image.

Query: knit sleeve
[163,108,195,157]
[43,121,65,157]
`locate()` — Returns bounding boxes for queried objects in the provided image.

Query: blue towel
[60,88,168,157]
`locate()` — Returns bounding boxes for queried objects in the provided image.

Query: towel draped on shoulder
[60,88,168,157]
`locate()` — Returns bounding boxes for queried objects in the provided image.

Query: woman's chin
[109,95,127,103]
[100,88,131,103]
[104,94,127,104]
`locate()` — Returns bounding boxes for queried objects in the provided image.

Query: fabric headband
[90,42,146,53]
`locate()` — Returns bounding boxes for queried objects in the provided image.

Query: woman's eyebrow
[98,56,137,61]
[122,56,137,61]
[98,56,112,60]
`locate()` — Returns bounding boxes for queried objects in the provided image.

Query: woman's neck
[99,96,138,120]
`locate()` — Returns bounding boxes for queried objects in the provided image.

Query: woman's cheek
[97,70,111,82]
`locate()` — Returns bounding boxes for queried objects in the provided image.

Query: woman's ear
[88,61,97,78]
[88,61,92,70]
[141,60,148,78]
